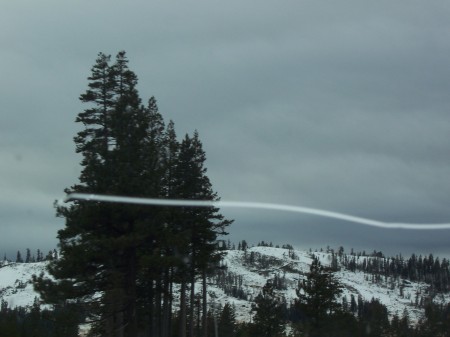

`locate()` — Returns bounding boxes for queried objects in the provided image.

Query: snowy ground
[200,247,450,324]
[0,261,49,309]
[1,247,449,326]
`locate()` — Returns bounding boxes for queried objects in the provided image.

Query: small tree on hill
[250,282,286,337]
[16,251,22,263]
[218,303,237,337]
[293,257,342,336]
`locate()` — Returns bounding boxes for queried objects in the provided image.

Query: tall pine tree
[171,131,232,337]
[34,51,231,337]
[34,51,165,337]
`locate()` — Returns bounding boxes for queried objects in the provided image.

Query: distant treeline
[3,249,58,263]
[336,251,450,293]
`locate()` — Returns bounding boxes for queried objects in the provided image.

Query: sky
[1,0,450,259]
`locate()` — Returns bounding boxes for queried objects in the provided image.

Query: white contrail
[63,193,450,230]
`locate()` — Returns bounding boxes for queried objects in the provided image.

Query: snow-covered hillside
[0,260,49,308]
[1,246,449,326]
[196,246,450,324]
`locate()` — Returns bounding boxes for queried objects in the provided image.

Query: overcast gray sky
[2,0,450,259]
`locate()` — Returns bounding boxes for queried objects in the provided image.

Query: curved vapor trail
[63,193,450,230]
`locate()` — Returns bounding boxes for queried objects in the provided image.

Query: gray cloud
[1,0,450,258]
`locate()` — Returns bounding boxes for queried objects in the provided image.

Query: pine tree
[294,257,342,336]
[350,293,357,314]
[25,248,31,263]
[16,251,22,263]
[218,303,236,337]
[45,250,53,261]
[33,51,231,337]
[357,298,389,337]
[171,131,232,337]
[251,286,285,337]
[36,249,42,262]
[33,51,163,337]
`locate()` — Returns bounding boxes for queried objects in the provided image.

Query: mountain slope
[199,246,450,324]
[1,246,449,326]
[0,260,49,308]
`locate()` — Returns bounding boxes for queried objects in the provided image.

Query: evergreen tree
[417,302,450,337]
[293,257,342,336]
[45,250,53,261]
[33,51,230,337]
[33,51,163,337]
[16,251,22,263]
[25,248,31,263]
[251,288,285,337]
[36,249,42,262]
[171,131,232,337]
[218,303,237,337]
[350,294,357,314]
[357,298,389,337]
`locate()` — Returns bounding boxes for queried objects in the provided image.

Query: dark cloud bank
[1,0,450,258]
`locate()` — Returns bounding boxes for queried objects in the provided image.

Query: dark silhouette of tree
[33,51,230,337]
[357,298,390,337]
[293,257,342,336]
[171,131,231,337]
[417,302,450,337]
[25,248,31,263]
[16,251,22,263]
[250,285,285,337]
[218,303,237,337]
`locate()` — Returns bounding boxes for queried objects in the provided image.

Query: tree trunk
[189,273,195,337]
[148,279,154,337]
[124,248,138,337]
[162,267,171,337]
[202,270,208,337]
[179,280,187,337]
[168,270,173,337]
[155,275,162,337]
